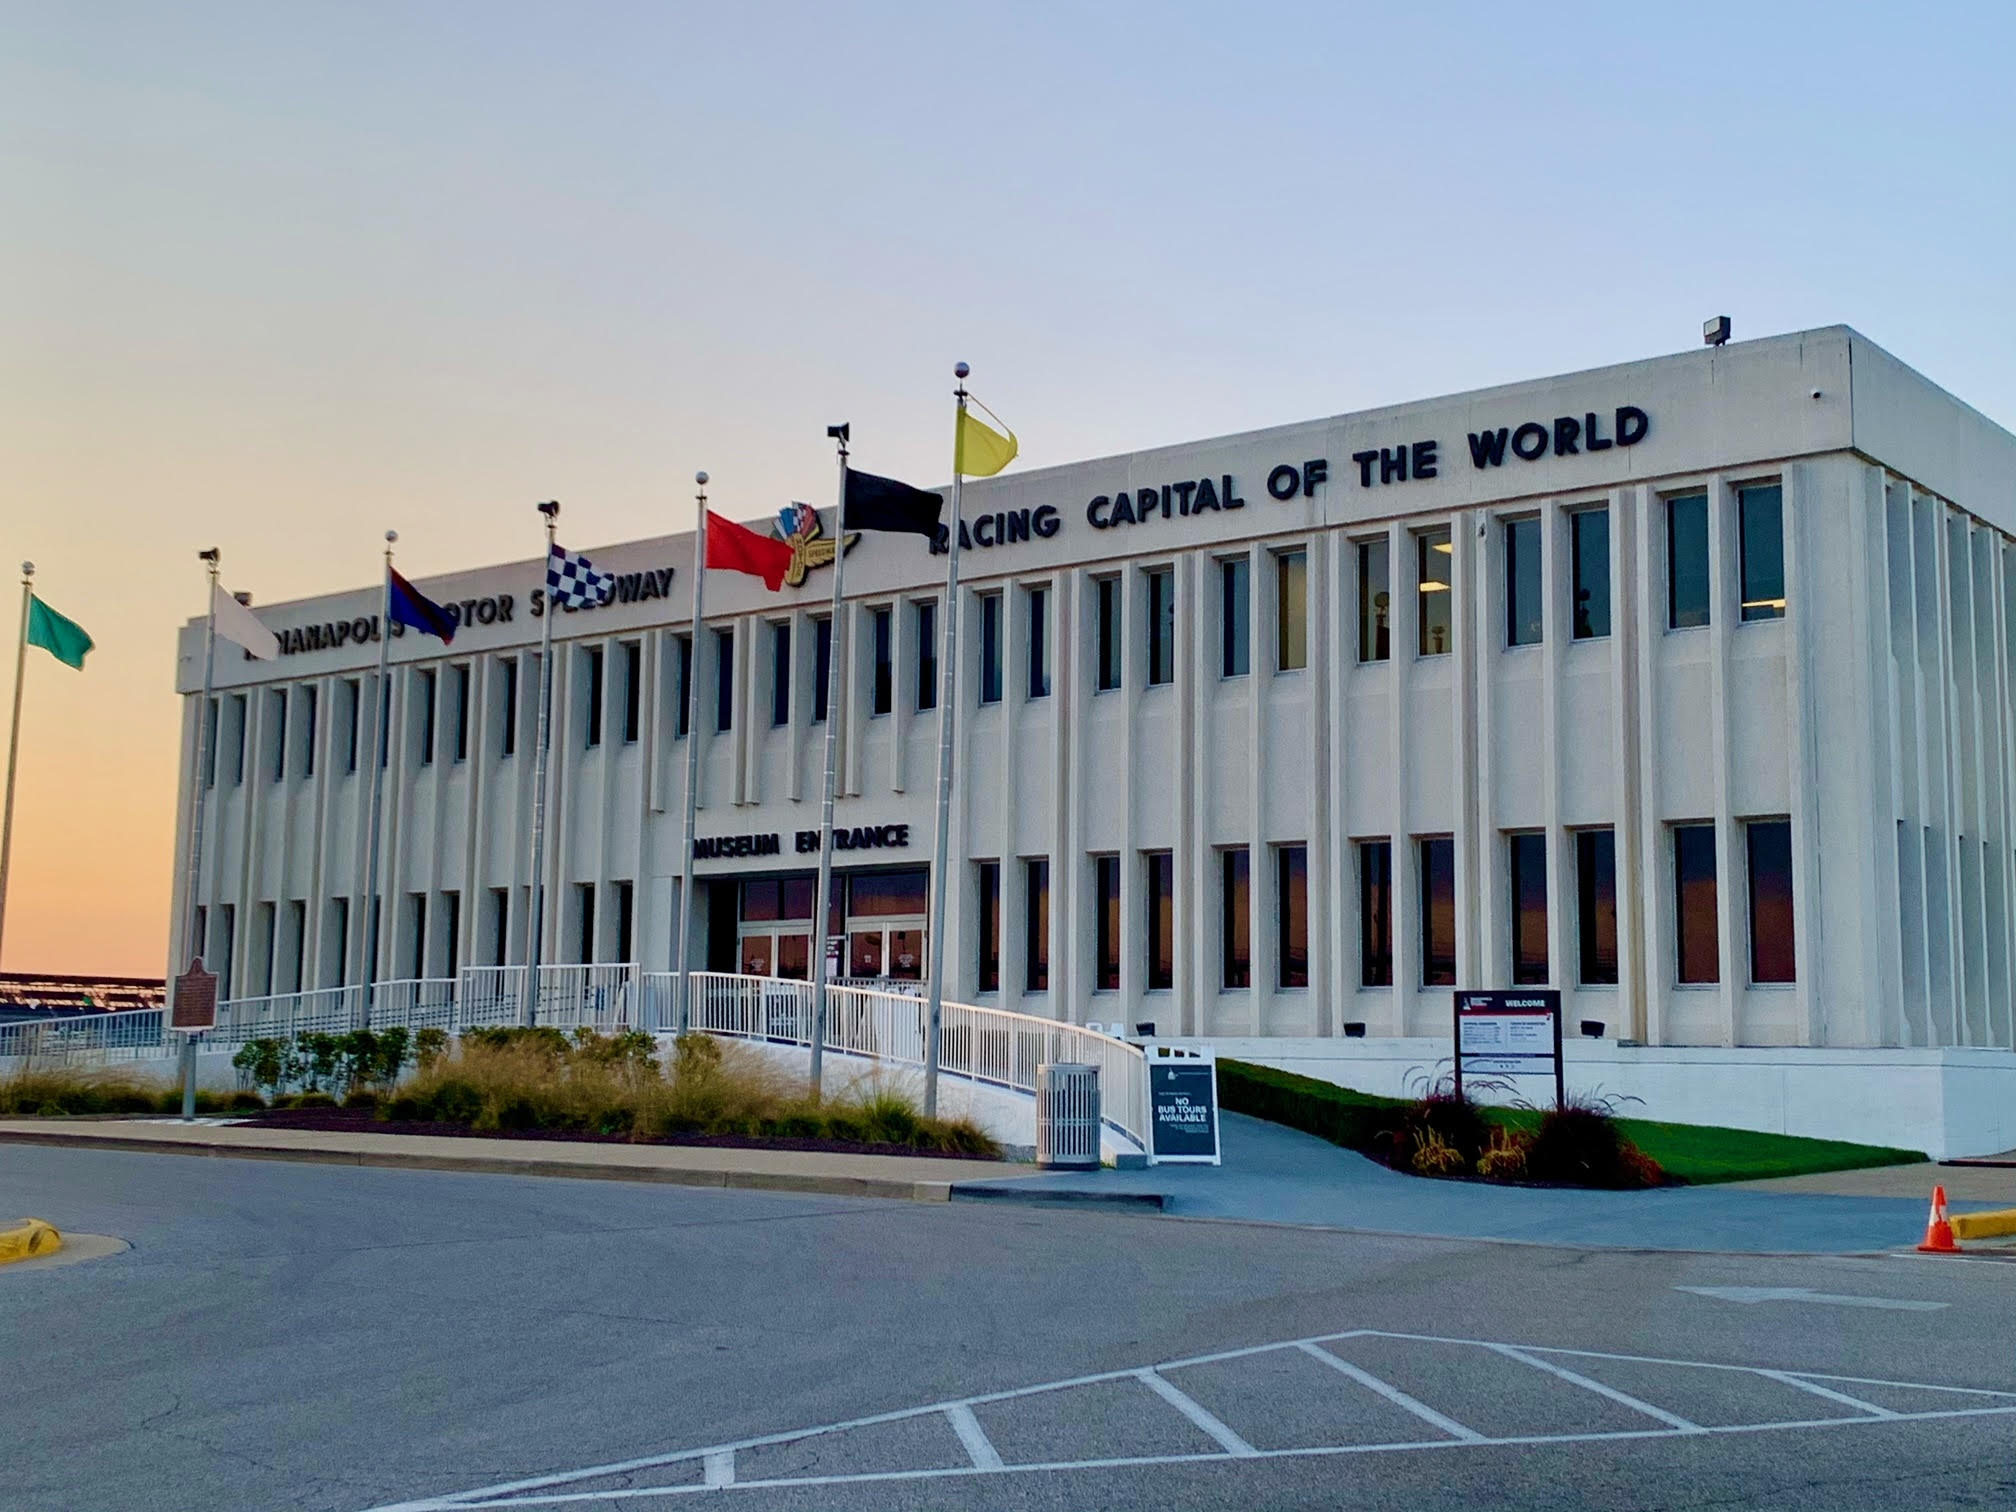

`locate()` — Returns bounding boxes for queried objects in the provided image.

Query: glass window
[1095,577,1122,692]
[419,668,438,764]
[671,637,690,739]
[1221,848,1250,989]
[1359,840,1393,986]
[1145,851,1174,990]
[487,888,509,968]
[582,650,601,749]
[872,606,893,715]
[915,600,937,711]
[1505,518,1542,647]
[1417,528,1453,656]
[775,933,810,980]
[1420,836,1456,986]
[301,684,317,777]
[1026,586,1050,699]
[575,883,596,965]
[1094,854,1120,990]
[344,679,360,772]
[231,694,247,784]
[1739,483,1785,621]
[1747,819,1796,982]
[812,616,833,723]
[741,878,782,922]
[453,663,471,760]
[1668,493,1710,629]
[270,689,288,781]
[498,658,518,755]
[1277,845,1308,988]
[778,877,815,920]
[976,861,1001,992]
[979,593,1002,705]
[1146,568,1175,686]
[202,697,219,788]
[713,628,734,733]
[621,642,641,744]
[1220,557,1250,677]
[1024,858,1049,991]
[1571,508,1610,640]
[847,869,927,917]
[1276,548,1307,672]
[1674,823,1719,983]
[1576,828,1618,985]
[1358,539,1391,662]
[771,622,792,727]
[1510,832,1548,984]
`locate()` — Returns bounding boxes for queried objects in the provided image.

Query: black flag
[843,469,945,538]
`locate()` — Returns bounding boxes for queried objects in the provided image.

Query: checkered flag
[547,543,615,609]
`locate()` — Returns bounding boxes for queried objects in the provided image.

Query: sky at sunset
[4,1,2014,976]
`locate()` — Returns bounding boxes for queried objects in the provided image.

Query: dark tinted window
[977,861,1000,992]
[1510,831,1548,984]
[1096,578,1122,691]
[1506,518,1543,647]
[1740,484,1785,621]
[1027,587,1050,698]
[1147,569,1175,686]
[872,607,893,714]
[979,594,1002,705]
[1221,557,1250,676]
[1420,836,1456,985]
[1418,530,1453,656]
[915,601,937,711]
[1278,845,1308,989]
[1359,539,1390,662]
[771,623,792,727]
[1359,840,1392,986]
[1675,824,1719,983]
[1747,820,1796,982]
[1668,494,1710,629]
[1577,829,1618,985]
[1094,855,1120,990]
[1147,851,1174,989]
[1024,858,1049,991]
[1572,508,1611,640]
[1221,848,1250,989]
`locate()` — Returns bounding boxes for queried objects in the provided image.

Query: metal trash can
[1035,1062,1101,1170]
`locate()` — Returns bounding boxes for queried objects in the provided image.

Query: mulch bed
[237,1106,1007,1162]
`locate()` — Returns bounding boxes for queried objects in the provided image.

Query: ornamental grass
[383,1028,1000,1156]
[0,1062,262,1117]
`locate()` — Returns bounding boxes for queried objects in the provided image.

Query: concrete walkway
[954,1113,1993,1254]
[3,1112,2002,1255]
[0,1119,1012,1203]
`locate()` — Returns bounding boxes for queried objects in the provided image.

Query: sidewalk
[951,1113,1985,1254]
[0,1119,1024,1204]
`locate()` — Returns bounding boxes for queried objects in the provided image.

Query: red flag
[705,510,794,592]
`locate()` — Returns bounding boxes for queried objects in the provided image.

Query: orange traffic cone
[1917,1185,1960,1254]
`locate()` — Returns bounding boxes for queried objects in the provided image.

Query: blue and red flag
[387,567,456,643]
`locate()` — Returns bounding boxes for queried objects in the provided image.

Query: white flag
[213,583,279,660]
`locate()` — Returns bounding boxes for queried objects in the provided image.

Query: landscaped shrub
[1410,1126,1467,1177]
[1524,1099,1664,1189]
[0,1066,163,1116]
[1216,1060,1407,1154]
[1476,1126,1531,1181]
[1385,1090,1492,1171]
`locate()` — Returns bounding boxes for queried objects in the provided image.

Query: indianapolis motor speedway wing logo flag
[547,543,616,609]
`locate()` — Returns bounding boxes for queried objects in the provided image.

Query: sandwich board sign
[1147,1044,1220,1166]
[1453,989,1563,1109]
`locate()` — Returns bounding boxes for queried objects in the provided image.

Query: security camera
[1810,388,1823,400]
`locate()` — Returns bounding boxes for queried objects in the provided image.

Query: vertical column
[1927,497,1963,1043]
[1327,530,1355,1025]
[997,580,1021,1001]
[1857,469,1904,1047]
[1306,535,1331,1037]
[1474,508,1503,986]
[1119,566,1142,1025]
[1451,510,1482,995]
[1181,553,1205,1037]
[1704,475,1740,1045]
[232,689,269,998]
[1051,572,1076,1022]
[462,657,491,977]
[891,589,911,795]
[734,614,757,806]
[1540,499,1571,1000]
[1245,541,1267,1037]
[1780,466,1822,1043]
[303,675,336,993]
[1610,489,1645,1040]
[1633,485,1668,1045]
[1388,520,1415,1034]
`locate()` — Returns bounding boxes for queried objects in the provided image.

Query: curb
[0,1126,962,1205]
[951,1183,1169,1213]
[1950,1207,2016,1242]
[0,1218,63,1265]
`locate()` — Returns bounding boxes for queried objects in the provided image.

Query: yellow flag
[955,406,1018,478]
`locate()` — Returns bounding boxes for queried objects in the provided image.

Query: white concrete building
[169,327,2016,1155]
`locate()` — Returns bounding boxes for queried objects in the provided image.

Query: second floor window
[872,606,893,715]
[1146,568,1175,686]
[1220,557,1250,677]
[1095,577,1122,692]
[978,593,1003,705]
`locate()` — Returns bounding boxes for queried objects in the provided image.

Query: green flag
[26,594,93,670]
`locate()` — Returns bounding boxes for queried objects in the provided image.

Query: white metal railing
[213,986,366,1044]
[671,971,1149,1151]
[454,966,526,1029]
[0,1008,167,1062]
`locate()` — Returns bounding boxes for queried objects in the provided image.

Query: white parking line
[1295,1342,1484,1442]
[362,1327,2016,1511]
[1484,1343,1702,1431]
[943,1404,1004,1471]
[1136,1370,1260,1457]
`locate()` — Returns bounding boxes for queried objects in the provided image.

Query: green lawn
[1218,1060,1928,1185]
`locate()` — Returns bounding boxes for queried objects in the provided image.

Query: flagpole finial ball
[954,361,970,379]
[385,530,398,544]
[536,500,561,520]
[20,561,32,576]
[695,471,708,487]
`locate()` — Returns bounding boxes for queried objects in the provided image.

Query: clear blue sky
[2,0,2012,971]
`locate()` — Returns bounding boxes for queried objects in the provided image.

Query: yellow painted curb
[1950,1207,2016,1241]
[0,1219,63,1265]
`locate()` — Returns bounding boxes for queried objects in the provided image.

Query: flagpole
[0,562,36,970]
[521,502,561,1027]
[674,475,708,1036]
[922,363,969,1119]
[808,425,851,1096]
[359,531,396,1028]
